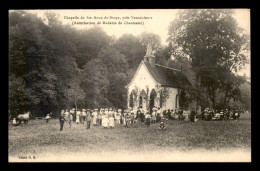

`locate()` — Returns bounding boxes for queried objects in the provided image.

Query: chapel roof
[143,61,192,89]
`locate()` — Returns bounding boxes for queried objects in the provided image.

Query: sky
[23,9,250,79]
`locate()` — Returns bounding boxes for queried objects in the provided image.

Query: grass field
[8,113,251,162]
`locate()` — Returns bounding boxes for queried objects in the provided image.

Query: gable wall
[128,63,158,94]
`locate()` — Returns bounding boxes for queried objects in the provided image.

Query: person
[72,108,76,122]
[178,109,183,121]
[125,113,131,128]
[167,109,171,119]
[59,112,65,131]
[224,109,229,120]
[102,115,109,129]
[116,110,121,124]
[136,109,141,124]
[92,109,98,126]
[234,109,240,121]
[122,109,127,127]
[76,110,80,124]
[109,114,115,128]
[45,113,51,124]
[145,111,151,127]
[101,112,106,127]
[12,118,19,126]
[98,110,102,126]
[141,109,145,124]
[69,108,74,124]
[82,109,87,122]
[117,109,122,124]
[190,108,196,122]
[130,111,135,126]
[158,107,163,122]
[86,109,92,129]
[158,122,166,130]
[152,108,157,123]
[105,108,109,117]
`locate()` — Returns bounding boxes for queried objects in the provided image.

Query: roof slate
[143,61,192,89]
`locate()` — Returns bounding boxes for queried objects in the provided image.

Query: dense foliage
[8,10,250,118]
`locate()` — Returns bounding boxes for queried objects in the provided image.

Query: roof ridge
[155,64,181,71]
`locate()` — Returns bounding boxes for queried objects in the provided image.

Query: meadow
[8,113,251,162]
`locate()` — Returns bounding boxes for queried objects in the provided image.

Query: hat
[82,109,86,111]
[118,109,122,112]
[94,109,98,111]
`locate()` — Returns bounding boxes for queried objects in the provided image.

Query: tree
[168,9,249,108]
[9,10,79,116]
[97,46,129,108]
[114,34,146,70]
[139,32,162,51]
[80,58,111,108]
[75,26,111,69]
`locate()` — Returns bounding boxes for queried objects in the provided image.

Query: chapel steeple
[144,42,155,68]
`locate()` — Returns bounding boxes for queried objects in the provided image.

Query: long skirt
[145,118,151,126]
[73,114,76,122]
[76,115,80,123]
[93,117,97,125]
[152,115,156,122]
[102,119,109,127]
[123,118,126,126]
[156,115,160,122]
[109,119,115,127]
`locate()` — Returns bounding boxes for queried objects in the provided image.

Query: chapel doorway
[139,89,147,110]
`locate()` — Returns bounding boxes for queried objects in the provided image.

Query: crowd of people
[57,106,200,131]
[58,106,175,131]
[202,107,241,121]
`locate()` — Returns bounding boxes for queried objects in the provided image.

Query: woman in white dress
[109,115,115,128]
[102,115,109,129]
[76,110,80,124]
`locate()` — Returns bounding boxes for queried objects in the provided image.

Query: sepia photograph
[8,9,251,162]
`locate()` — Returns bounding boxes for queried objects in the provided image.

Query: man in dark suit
[86,109,92,129]
[190,108,196,122]
[59,113,65,131]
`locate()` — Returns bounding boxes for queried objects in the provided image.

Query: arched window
[139,96,142,107]
[130,92,134,108]
[149,89,157,113]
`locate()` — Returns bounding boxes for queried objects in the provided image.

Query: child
[12,118,19,126]
[158,122,166,130]
[109,114,115,128]
[45,113,51,124]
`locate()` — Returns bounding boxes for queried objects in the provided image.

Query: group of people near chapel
[58,106,172,131]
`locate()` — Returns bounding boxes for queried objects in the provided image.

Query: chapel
[126,43,192,112]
